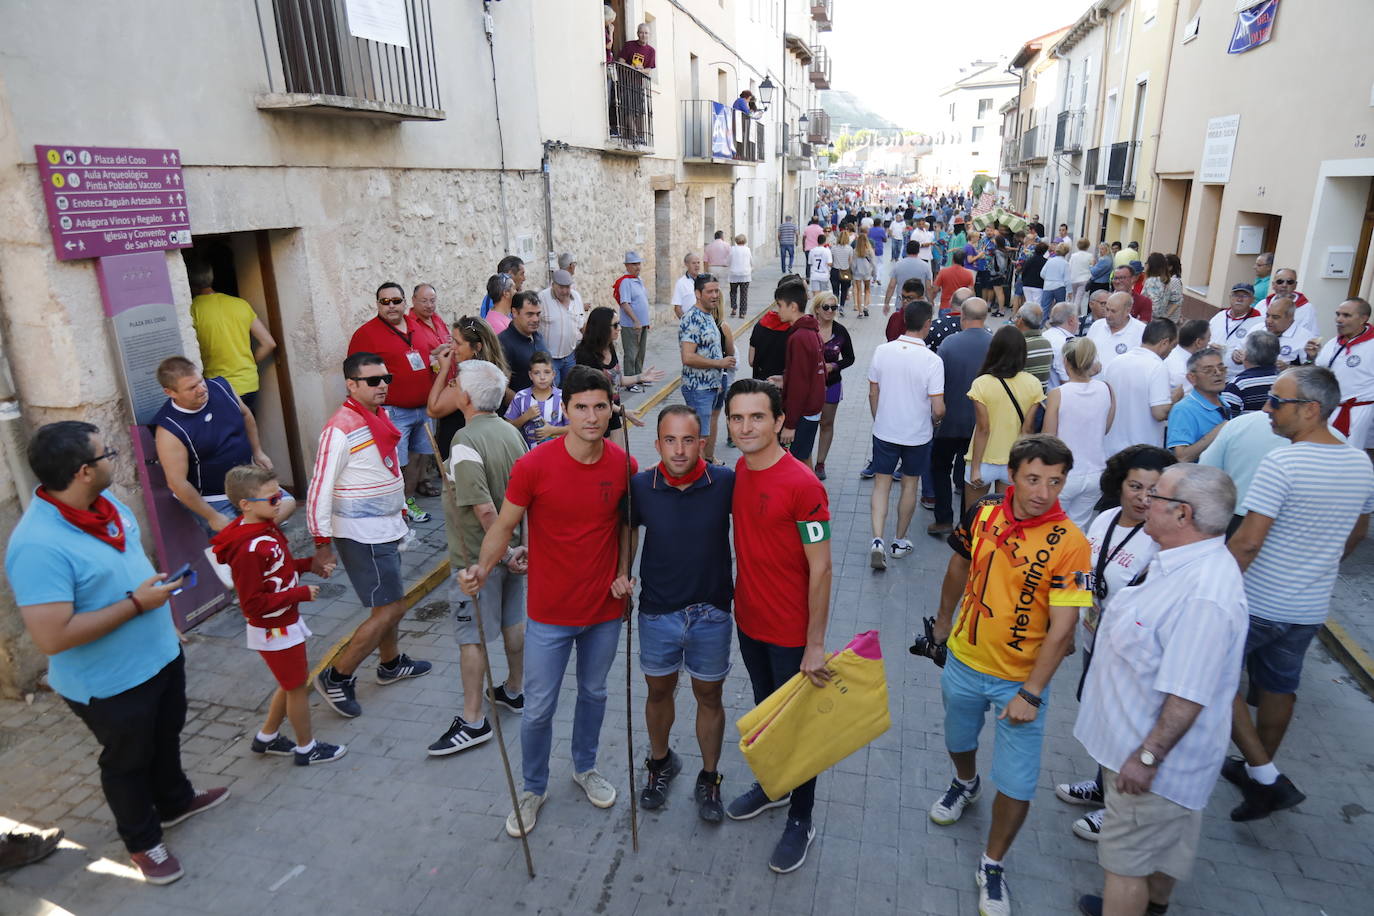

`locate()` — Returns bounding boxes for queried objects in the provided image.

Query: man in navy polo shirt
[628,405,735,823]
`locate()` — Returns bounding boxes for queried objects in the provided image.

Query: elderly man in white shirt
[1102,319,1180,455]
[1043,301,1079,388]
[537,269,586,384]
[1087,292,1146,373]
[673,252,703,319]
[1073,463,1247,916]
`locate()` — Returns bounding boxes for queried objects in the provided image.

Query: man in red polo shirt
[348,281,444,522]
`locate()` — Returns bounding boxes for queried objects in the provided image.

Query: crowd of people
[6,189,1374,916]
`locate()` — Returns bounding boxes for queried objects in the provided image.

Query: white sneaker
[930,775,981,825]
[505,790,546,837]
[573,769,617,808]
[890,538,914,559]
[1072,807,1105,842]
[976,861,1012,916]
[870,538,887,570]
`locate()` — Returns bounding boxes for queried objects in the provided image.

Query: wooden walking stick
[622,417,640,854]
[425,425,536,878]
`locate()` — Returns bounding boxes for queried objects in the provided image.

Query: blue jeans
[552,353,577,386]
[521,617,622,794]
[780,243,795,272]
[681,387,720,440]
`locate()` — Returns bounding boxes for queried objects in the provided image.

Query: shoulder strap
[996,377,1026,426]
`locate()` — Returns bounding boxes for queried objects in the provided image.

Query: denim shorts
[681,387,720,439]
[1243,615,1320,695]
[638,604,733,682]
[871,435,931,477]
[385,404,434,466]
[941,652,1049,801]
[333,536,405,608]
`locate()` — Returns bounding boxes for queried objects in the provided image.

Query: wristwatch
[1137,749,1159,767]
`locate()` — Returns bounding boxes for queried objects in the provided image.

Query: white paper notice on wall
[1200,114,1241,184]
[345,0,410,48]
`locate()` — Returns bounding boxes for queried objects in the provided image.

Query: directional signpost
[34,145,191,261]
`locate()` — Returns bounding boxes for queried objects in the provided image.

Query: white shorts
[964,462,1010,486]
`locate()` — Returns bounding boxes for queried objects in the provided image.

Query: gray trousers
[622,326,649,377]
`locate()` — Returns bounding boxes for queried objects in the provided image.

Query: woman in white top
[1040,337,1115,528]
[1055,443,1176,843]
[829,230,855,316]
[851,233,878,318]
[727,234,754,318]
[1067,238,1095,310]
[1040,241,1071,306]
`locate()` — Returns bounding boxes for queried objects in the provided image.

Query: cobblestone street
[4,273,1374,915]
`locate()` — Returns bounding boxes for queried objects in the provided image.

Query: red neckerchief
[759,310,791,331]
[1331,323,1374,365]
[344,396,402,477]
[659,458,707,488]
[36,487,126,551]
[988,485,1069,550]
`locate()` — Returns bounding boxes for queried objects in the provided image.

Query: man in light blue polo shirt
[614,251,653,383]
[1167,347,1233,461]
[5,422,228,886]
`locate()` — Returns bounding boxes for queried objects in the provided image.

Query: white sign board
[344,0,410,48]
[1201,114,1241,183]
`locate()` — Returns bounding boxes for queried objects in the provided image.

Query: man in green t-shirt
[428,360,530,757]
[187,261,277,413]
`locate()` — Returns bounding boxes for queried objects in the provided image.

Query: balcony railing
[1084,146,1102,188]
[1002,140,1020,171]
[809,47,832,89]
[811,0,834,31]
[682,101,765,164]
[606,62,654,152]
[1055,108,1084,153]
[255,0,444,120]
[1105,140,1142,198]
[806,108,831,145]
[1020,124,1049,163]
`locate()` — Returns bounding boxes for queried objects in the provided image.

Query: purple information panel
[35,145,191,261]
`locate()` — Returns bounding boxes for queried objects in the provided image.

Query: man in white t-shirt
[808,241,833,293]
[912,219,935,267]
[1165,319,1212,393]
[1087,292,1145,372]
[673,253,703,319]
[1210,283,1265,381]
[1043,302,1079,389]
[1102,319,1180,454]
[867,300,945,570]
[1311,297,1374,451]
[1265,296,1313,369]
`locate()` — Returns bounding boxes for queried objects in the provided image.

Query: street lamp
[757,76,775,110]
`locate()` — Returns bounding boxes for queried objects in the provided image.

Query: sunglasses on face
[1273,279,1296,285]
[349,374,393,386]
[820,304,839,311]
[245,492,284,507]
[378,297,404,306]
[1266,394,1314,410]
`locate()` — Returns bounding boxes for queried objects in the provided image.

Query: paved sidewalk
[4,286,1374,915]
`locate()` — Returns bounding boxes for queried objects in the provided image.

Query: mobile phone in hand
[166,561,196,595]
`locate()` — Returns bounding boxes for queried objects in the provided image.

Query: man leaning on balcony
[618,22,656,76]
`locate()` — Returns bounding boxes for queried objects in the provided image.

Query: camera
[909,616,948,668]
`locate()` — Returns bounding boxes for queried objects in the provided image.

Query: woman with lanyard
[1054,444,1176,844]
[808,290,855,481]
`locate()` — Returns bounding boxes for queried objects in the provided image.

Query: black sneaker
[294,741,347,766]
[0,827,63,872]
[1079,894,1169,916]
[427,716,493,756]
[695,770,724,824]
[314,668,361,718]
[639,749,682,810]
[489,684,525,714]
[725,781,791,821]
[1220,755,1251,789]
[768,817,815,874]
[376,653,433,685]
[250,735,295,757]
[1230,773,1306,821]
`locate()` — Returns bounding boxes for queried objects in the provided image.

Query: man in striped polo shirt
[777,216,798,273]
[1223,366,1374,820]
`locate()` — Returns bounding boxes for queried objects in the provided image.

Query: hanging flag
[711,102,736,159]
[1228,0,1279,54]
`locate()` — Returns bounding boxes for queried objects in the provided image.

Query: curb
[310,310,764,681]
[1318,621,1374,698]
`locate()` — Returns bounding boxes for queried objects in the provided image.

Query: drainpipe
[541,141,568,274]
[0,323,36,508]
[1143,0,1180,251]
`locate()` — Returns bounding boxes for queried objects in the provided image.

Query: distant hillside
[819,90,901,131]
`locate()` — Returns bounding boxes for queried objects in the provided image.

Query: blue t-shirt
[615,276,652,327]
[629,464,735,614]
[1166,390,1231,448]
[867,226,887,257]
[5,492,180,702]
[1242,441,1374,624]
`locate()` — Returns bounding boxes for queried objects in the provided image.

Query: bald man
[1265,296,1314,369]
[1310,298,1374,452]
[1259,269,1317,342]
[1086,291,1145,372]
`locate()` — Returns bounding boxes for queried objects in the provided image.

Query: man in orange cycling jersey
[928,434,1092,916]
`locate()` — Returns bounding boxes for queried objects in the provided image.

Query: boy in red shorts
[212,466,346,766]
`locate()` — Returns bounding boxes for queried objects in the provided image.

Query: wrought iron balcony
[811,0,834,32]
[1020,124,1049,163]
[805,108,831,145]
[809,47,832,89]
[682,101,765,165]
[1084,146,1102,188]
[255,0,444,120]
[1106,140,1142,199]
[1055,108,1084,153]
[606,62,654,153]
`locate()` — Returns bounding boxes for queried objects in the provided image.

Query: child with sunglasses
[211,465,346,766]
